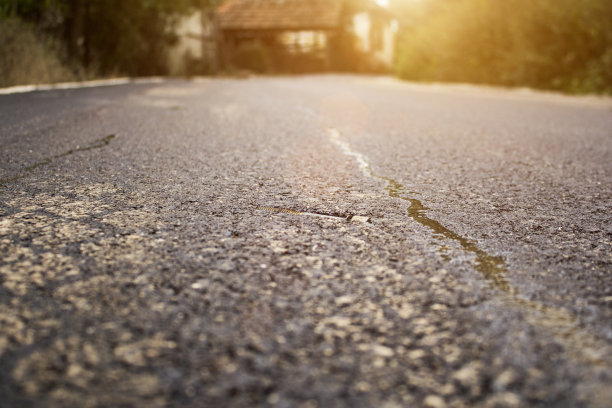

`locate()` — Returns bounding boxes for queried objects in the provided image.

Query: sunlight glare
[376,0,389,7]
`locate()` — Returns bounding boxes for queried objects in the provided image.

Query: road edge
[0,77,166,95]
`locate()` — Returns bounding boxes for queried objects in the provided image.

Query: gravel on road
[1,76,611,407]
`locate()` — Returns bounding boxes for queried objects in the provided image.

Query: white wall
[380,19,398,66]
[168,12,204,75]
[352,12,371,53]
[351,12,398,67]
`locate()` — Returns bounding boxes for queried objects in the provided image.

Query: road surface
[1,75,611,407]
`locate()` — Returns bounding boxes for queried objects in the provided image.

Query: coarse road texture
[1,75,611,408]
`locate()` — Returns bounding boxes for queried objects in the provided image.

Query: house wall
[352,12,371,52]
[168,11,211,75]
[351,11,397,68]
[378,19,398,66]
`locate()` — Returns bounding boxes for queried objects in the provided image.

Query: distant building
[168,10,218,76]
[216,0,398,72]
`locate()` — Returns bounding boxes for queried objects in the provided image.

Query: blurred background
[1,0,611,94]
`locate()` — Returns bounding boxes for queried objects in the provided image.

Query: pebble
[191,279,210,290]
[370,344,395,357]
[423,395,447,408]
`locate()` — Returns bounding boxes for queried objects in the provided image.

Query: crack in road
[257,206,307,216]
[328,128,513,292]
[328,128,610,367]
[0,134,115,186]
[383,176,515,294]
[257,205,370,222]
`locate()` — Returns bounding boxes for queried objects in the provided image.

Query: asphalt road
[1,75,611,407]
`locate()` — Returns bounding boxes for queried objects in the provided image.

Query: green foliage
[0,17,75,87]
[232,41,271,73]
[328,30,363,71]
[80,0,185,75]
[395,0,612,94]
[328,29,385,73]
[0,0,208,80]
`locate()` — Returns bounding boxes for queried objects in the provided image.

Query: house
[216,0,398,72]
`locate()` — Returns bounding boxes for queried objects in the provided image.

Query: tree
[1,0,211,77]
[394,0,612,94]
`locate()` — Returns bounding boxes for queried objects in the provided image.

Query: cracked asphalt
[1,75,611,407]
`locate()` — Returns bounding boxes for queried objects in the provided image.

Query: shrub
[232,41,271,73]
[0,17,75,87]
[328,30,385,73]
[395,0,612,94]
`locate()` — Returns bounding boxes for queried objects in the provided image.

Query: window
[279,31,327,53]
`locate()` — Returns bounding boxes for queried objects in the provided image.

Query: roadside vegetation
[0,17,76,87]
[394,0,612,94]
[0,0,215,87]
[2,0,611,94]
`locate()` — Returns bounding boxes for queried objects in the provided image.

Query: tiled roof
[217,0,344,31]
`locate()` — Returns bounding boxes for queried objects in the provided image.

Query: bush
[395,0,612,94]
[232,41,271,73]
[0,17,75,87]
[1,1,201,80]
[328,30,387,73]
